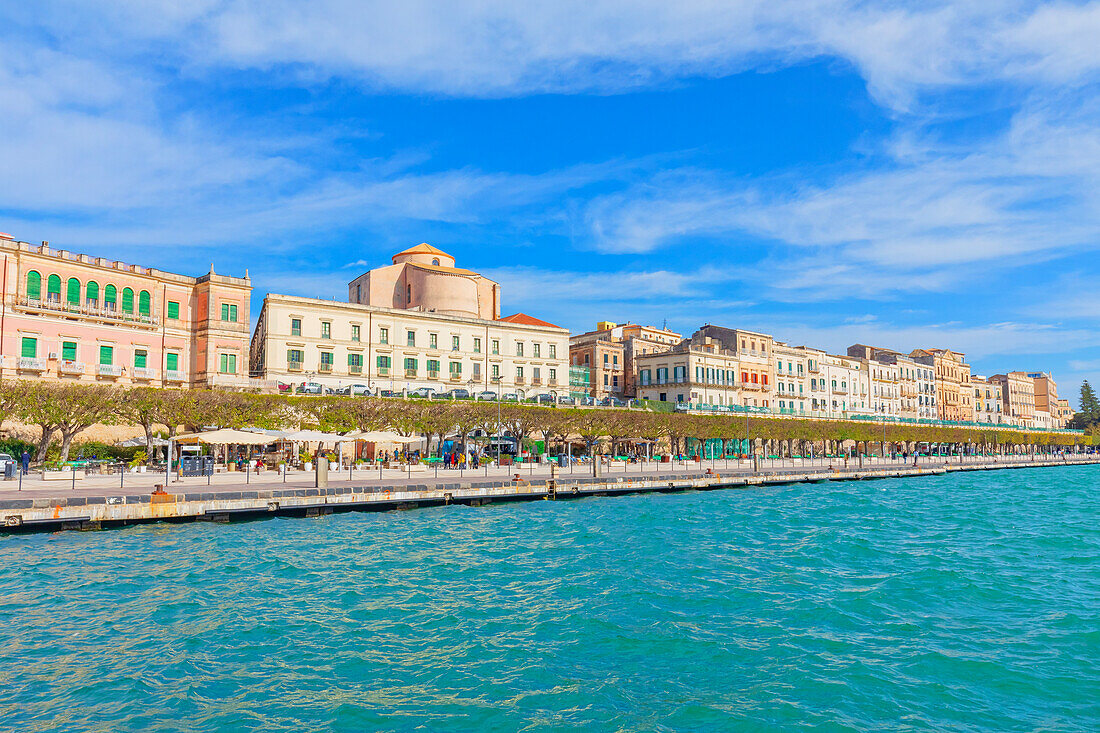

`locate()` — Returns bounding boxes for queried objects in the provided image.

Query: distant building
[0,232,253,389]
[971,375,1004,424]
[1028,372,1067,428]
[569,321,680,399]
[847,344,936,419]
[251,244,568,396]
[989,371,1036,427]
[911,348,972,422]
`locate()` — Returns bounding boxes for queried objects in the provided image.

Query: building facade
[990,371,1036,427]
[1,233,252,389]
[569,321,679,399]
[847,345,936,420]
[773,342,808,415]
[251,245,569,396]
[911,348,972,422]
[1028,372,1065,427]
[971,375,1004,424]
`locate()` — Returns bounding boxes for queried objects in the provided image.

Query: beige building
[989,371,1036,427]
[818,353,871,418]
[569,320,680,399]
[251,245,569,396]
[971,375,1004,424]
[1028,372,1066,427]
[848,344,936,420]
[1,232,253,390]
[1053,398,1073,428]
[911,348,972,422]
[773,342,809,414]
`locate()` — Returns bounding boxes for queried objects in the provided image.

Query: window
[167,300,180,319]
[549,344,556,359]
[99,345,113,366]
[319,352,333,370]
[26,271,41,300]
[134,349,148,369]
[404,357,418,373]
[287,349,304,367]
[321,321,331,339]
[379,327,388,344]
[472,363,481,378]
[429,333,438,349]
[122,288,134,314]
[603,353,609,365]
[219,353,237,374]
[613,354,618,365]
[427,359,440,373]
[491,364,500,379]
[473,337,481,353]
[533,343,540,358]
[516,366,524,380]
[291,318,302,336]
[86,281,99,306]
[407,330,416,347]
[674,365,685,382]
[377,355,391,370]
[220,302,237,322]
[491,339,500,355]
[47,274,62,302]
[549,368,556,380]
[449,361,462,375]
[451,335,460,352]
[62,341,77,362]
[778,361,783,373]
[534,367,541,381]
[21,336,37,358]
[166,353,179,372]
[138,290,151,317]
[104,285,117,310]
[516,342,524,357]
[641,369,652,385]
[351,325,361,342]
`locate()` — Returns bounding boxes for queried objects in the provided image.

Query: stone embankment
[2,457,1097,533]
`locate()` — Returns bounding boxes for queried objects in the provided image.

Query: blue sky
[3,1,1099,405]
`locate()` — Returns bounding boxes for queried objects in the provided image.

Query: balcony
[548,378,558,387]
[449,373,462,382]
[319,363,333,373]
[288,362,303,372]
[132,366,156,380]
[532,378,542,386]
[349,364,363,375]
[832,386,848,394]
[377,367,390,377]
[59,361,85,375]
[742,382,764,391]
[405,369,418,378]
[16,296,160,329]
[165,370,186,382]
[515,377,525,385]
[98,364,123,377]
[427,370,440,380]
[18,357,47,372]
[807,363,821,374]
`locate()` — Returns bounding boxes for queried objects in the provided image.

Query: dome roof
[393,243,451,259]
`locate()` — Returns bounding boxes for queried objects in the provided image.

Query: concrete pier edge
[2,458,1097,533]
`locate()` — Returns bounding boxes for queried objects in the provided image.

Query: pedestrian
[21,450,30,475]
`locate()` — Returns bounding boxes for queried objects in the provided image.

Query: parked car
[476,391,499,401]
[580,396,598,406]
[0,453,15,473]
[446,388,472,400]
[410,387,438,398]
[600,396,625,407]
[296,382,323,395]
[557,396,577,406]
[501,392,520,402]
[377,389,398,398]
[348,384,371,396]
[534,393,556,405]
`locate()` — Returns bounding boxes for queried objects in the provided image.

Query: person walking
[21,450,30,475]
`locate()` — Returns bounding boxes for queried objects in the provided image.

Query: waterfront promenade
[2,454,1095,532]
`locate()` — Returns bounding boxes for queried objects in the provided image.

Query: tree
[1071,380,1100,428]
[14,382,63,461]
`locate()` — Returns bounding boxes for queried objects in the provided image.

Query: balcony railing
[288,361,304,372]
[515,377,525,385]
[59,361,85,375]
[98,364,123,377]
[319,363,333,373]
[405,369,418,378]
[427,370,440,380]
[548,378,558,387]
[532,378,542,386]
[132,366,156,380]
[449,373,462,382]
[807,364,821,373]
[377,367,390,377]
[18,357,47,371]
[17,296,160,328]
[349,364,363,375]
[165,370,186,382]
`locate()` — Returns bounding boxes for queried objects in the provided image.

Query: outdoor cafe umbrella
[168,429,275,484]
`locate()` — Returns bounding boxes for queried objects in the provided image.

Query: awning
[174,429,274,446]
[283,430,350,443]
[346,430,422,444]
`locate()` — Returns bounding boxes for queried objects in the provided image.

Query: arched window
[432,258,440,266]
[66,277,81,305]
[47,274,62,301]
[138,290,151,316]
[122,287,134,314]
[86,281,99,305]
[26,271,41,300]
[104,284,117,311]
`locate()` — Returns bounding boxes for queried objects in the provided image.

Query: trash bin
[3,462,15,480]
[557,455,567,468]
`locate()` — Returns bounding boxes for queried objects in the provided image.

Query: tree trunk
[144,423,156,465]
[59,428,78,463]
[36,425,56,462]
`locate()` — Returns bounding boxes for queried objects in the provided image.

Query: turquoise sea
[2,466,1098,732]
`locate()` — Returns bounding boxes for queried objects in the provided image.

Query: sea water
[1,465,1097,731]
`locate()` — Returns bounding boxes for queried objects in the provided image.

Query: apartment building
[847,344,936,419]
[989,371,1036,427]
[569,321,680,399]
[816,353,871,418]
[971,375,1004,424]
[1028,372,1066,427]
[1053,398,1073,428]
[911,348,972,422]
[773,342,808,414]
[250,244,569,395]
[0,233,253,389]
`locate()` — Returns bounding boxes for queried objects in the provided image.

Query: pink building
[0,233,253,389]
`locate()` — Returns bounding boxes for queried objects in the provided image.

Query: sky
[2,1,1099,406]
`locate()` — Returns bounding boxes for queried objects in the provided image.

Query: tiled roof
[405,262,479,276]
[499,312,564,330]
[394,242,451,257]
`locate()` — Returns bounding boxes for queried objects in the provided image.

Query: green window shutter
[66,278,81,305]
[62,342,77,361]
[99,345,113,366]
[167,301,179,319]
[104,284,117,305]
[26,271,41,300]
[166,352,179,371]
[221,303,229,321]
[219,354,228,373]
[122,288,134,313]
[134,350,147,369]
[21,337,37,358]
[86,281,99,303]
[138,290,151,316]
[229,355,237,373]
[47,274,61,298]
